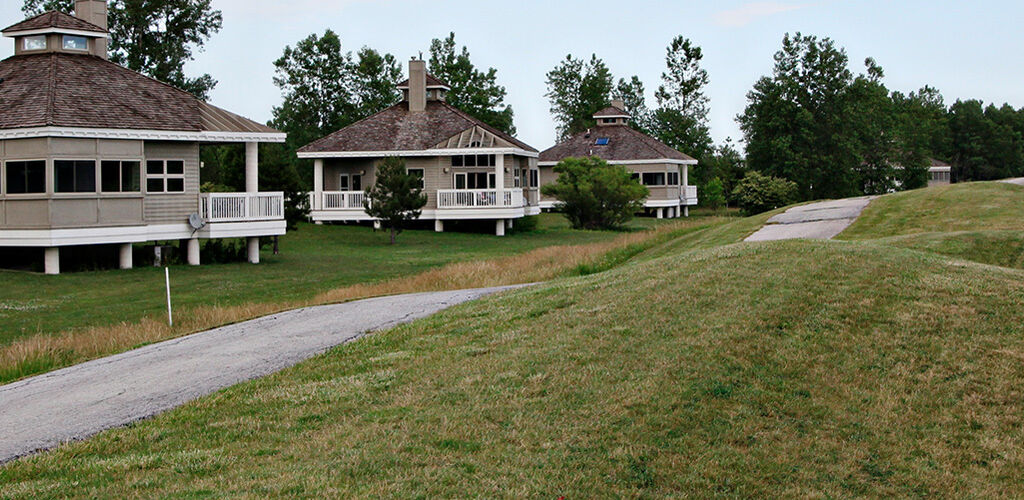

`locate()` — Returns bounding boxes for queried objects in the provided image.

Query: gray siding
[143,141,200,224]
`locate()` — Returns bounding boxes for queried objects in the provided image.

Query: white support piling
[495,220,506,237]
[44,247,60,275]
[187,238,200,266]
[118,243,133,270]
[435,220,444,233]
[247,237,260,264]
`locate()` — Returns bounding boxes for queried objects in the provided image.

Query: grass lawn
[4,239,1023,497]
[0,213,728,383]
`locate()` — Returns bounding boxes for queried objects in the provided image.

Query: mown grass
[867,230,1024,270]
[4,240,1023,497]
[0,215,726,384]
[839,181,1024,240]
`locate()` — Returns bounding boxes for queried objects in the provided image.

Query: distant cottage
[0,0,287,274]
[538,100,699,218]
[300,59,541,236]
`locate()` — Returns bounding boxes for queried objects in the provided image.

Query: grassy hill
[2,183,1023,497]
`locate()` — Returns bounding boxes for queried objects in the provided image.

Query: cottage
[0,1,287,274]
[928,158,952,186]
[299,59,541,236]
[538,101,699,218]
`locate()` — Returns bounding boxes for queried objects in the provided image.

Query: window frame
[667,171,680,186]
[641,172,666,186]
[453,172,494,190]
[513,168,521,188]
[53,158,98,194]
[145,159,187,195]
[451,154,496,168]
[3,159,48,196]
[100,159,142,194]
[22,35,47,51]
[62,35,89,52]
[529,169,539,188]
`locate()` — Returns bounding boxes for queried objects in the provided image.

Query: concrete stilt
[506,219,514,230]
[247,237,260,264]
[435,220,444,233]
[187,238,200,266]
[495,220,506,237]
[119,243,133,270]
[373,220,382,230]
[44,247,60,275]
[684,206,690,217]
[657,208,664,219]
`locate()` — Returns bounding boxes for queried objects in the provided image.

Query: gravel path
[746,196,876,242]
[0,286,523,464]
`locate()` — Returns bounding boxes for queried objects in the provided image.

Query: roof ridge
[45,53,56,126]
[2,9,108,34]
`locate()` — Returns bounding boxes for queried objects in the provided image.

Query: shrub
[541,157,649,230]
[732,171,798,215]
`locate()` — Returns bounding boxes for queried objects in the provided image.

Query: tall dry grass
[0,220,715,383]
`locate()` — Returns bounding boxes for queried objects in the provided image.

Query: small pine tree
[363,157,428,244]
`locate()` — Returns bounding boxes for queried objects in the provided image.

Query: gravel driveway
[745,196,876,242]
[0,286,523,464]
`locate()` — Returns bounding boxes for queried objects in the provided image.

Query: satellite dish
[188,213,206,231]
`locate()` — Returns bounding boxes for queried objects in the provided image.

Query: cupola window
[62,35,88,51]
[23,36,46,51]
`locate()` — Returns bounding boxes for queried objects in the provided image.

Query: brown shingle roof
[539,124,696,163]
[930,158,951,167]
[396,73,451,89]
[298,100,536,153]
[0,52,278,135]
[593,105,628,118]
[2,11,107,35]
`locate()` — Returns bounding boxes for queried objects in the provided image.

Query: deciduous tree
[545,55,615,140]
[428,33,515,135]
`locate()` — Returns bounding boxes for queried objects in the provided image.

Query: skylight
[595,138,610,146]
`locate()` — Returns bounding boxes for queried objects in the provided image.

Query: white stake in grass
[165,267,173,326]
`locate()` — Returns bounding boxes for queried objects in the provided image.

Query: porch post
[494,153,505,203]
[247,237,260,264]
[187,238,200,266]
[495,220,506,237]
[245,142,259,193]
[44,247,60,275]
[682,164,689,188]
[119,243,133,270]
[245,142,260,263]
[313,159,324,210]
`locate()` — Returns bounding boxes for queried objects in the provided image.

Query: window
[602,118,615,124]
[23,36,46,51]
[667,172,680,186]
[530,169,539,188]
[55,160,96,193]
[595,138,610,145]
[338,173,362,191]
[451,154,496,167]
[5,160,46,194]
[146,160,186,193]
[101,161,141,193]
[63,35,88,51]
[513,168,521,188]
[642,172,666,186]
[407,168,425,189]
[454,172,494,190]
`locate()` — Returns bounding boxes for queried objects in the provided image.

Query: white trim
[594,114,630,120]
[3,28,109,39]
[311,207,530,222]
[297,147,539,159]
[929,166,952,173]
[538,158,698,166]
[0,126,286,143]
[0,221,285,247]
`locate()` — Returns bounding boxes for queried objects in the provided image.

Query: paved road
[746,197,876,242]
[1002,178,1024,186]
[0,286,523,464]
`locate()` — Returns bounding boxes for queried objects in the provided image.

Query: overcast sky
[3,1,1023,152]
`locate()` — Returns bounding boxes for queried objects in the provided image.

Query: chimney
[611,99,626,110]
[74,0,108,59]
[408,59,427,113]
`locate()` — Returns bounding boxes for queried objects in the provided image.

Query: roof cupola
[594,99,630,127]
[2,1,109,59]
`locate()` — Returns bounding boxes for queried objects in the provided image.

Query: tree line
[22,1,1024,214]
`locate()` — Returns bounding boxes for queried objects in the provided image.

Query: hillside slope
[4,240,1023,497]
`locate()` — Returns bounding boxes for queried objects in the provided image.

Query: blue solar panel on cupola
[595,138,610,145]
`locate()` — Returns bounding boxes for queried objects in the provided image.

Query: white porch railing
[317,191,366,210]
[199,192,284,223]
[437,189,524,209]
[682,185,699,205]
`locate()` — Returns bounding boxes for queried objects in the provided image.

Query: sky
[2,0,1023,152]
